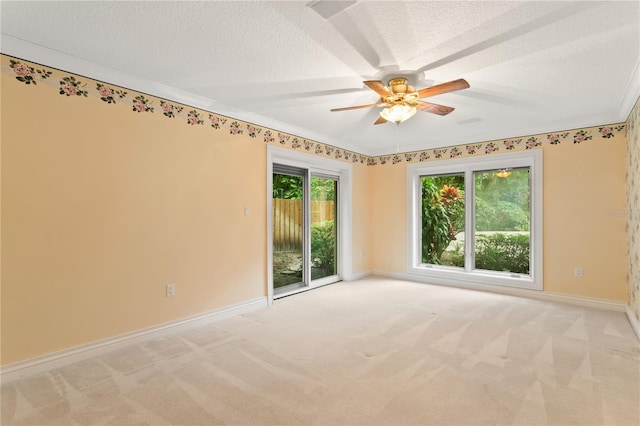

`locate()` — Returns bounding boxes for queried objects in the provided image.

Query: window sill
[408,265,542,291]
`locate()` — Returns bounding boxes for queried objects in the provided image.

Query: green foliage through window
[272,174,336,201]
[421,167,531,274]
[445,233,530,274]
[272,174,302,199]
[474,233,529,274]
[311,221,336,277]
[421,175,464,265]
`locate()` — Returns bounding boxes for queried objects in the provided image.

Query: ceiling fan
[330,77,470,125]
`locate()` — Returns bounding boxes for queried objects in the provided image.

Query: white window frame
[407,150,543,291]
[267,146,353,304]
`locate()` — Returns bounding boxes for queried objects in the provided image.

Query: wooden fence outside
[273,199,335,252]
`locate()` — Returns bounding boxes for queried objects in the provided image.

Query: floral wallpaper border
[371,124,626,166]
[3,56,370,165]
[2,55,628,168]
[626,96,640,322]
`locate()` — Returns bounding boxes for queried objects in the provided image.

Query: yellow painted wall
[369,164,406,273]
[1,56,373,365]
[543,138,627,300]
[0,76,3,365]
[1,70,269,364]
[0,54,633,366]
[368,133,629,302]
[351,163,372,274]
[2,71,266,363]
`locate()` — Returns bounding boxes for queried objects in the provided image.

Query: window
[407,150,542,290]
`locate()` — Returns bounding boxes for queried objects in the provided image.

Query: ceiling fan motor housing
[388,78,415,96]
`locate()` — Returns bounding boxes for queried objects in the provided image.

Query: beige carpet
[2,277,639,425]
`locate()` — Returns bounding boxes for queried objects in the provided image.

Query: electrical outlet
[166,283,176,297]
[574,267,583,278]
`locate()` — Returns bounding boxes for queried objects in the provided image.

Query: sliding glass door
[272,166,339,296]
[272,167,306,290]
[311,176,338,281]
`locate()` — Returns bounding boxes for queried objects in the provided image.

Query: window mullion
[414,176,423,267]
[464,167,475,272]
[303,170,312,286]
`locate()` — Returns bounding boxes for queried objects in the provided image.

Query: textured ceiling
[1,1,639,155]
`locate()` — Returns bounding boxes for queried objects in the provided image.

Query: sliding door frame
[267,146,352,305]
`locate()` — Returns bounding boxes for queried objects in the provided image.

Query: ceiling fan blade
[373,115,387,125]
[417,79,470,99]
[416,101,455,116]
[330,102,381,112]
[363,80,393,98]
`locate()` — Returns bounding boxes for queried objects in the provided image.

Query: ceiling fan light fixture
[380,104,417,123]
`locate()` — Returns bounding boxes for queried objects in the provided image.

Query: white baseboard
[372,270,628,313]
[626,306,640,341]
[345,270,372,281]
[1,297,268,384]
